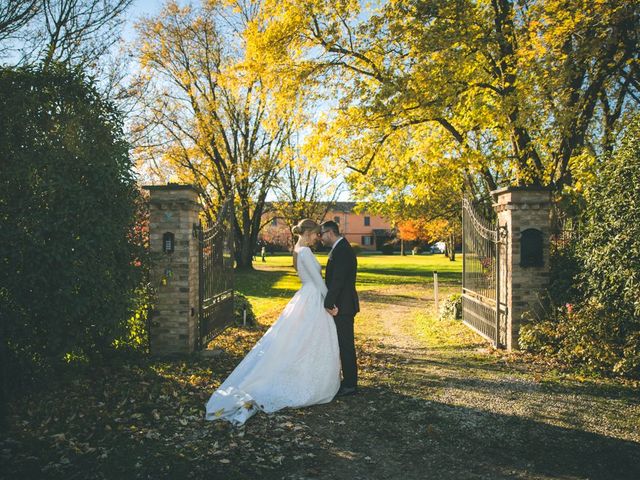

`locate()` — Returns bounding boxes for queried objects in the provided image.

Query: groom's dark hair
[320,220,340,236]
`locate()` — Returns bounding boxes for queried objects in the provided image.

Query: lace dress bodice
[295,246,328,297]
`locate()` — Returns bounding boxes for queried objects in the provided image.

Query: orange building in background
[260,202,394,251]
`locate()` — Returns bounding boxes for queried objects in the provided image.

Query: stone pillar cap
[491,186,553,206]
[142,183,199,192]
[490,185,552,196]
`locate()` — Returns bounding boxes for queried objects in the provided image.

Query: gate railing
[198,221,234,347]
[462,197,507,347]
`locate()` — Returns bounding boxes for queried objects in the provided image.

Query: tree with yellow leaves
[132,0,305,269]
[247,0,639,215]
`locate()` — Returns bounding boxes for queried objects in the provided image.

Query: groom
[320,221,360,397]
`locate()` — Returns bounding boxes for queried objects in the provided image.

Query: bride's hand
[326,306,339,316]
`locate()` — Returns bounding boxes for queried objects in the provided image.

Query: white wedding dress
[205,246,341,425]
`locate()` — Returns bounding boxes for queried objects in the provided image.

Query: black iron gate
[198,218,234,348]
[462,197,507,347]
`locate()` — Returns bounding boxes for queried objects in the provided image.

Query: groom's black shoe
[336,386,357,397]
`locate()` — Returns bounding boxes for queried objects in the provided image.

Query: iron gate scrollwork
[197,214,234,348]
[462,197,507,348]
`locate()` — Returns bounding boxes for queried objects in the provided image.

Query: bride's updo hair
[291,218,320,236]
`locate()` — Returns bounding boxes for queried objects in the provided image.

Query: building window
[364,216,370,226]
[271,217,278,226]
[362,236,373,246]
[334,216,340,223]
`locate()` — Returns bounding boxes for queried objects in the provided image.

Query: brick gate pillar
[492,187,552,351]
[143,184,201,355]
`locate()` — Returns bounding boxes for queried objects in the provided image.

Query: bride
[205,219,341,425]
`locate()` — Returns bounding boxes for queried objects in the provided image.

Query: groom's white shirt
[329,237,344,258]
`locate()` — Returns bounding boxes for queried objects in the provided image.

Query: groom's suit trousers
[334,314,357,388]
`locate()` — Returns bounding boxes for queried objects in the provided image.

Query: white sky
[123,0,165,40]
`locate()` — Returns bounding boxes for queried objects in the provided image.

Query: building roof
[264,201,358,213]
[330,202,357,212]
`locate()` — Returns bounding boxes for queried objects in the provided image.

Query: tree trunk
[235,232,255,270]
[445,233,456,261]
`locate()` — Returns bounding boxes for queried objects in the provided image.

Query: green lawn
[236,252,462,318]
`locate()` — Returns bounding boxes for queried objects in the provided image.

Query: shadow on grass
[235,268,297,299]
[358,290,436,308]
[1,340,284,480]
[291,386,640,480]
[4,348,639,480]
[360,345,640,405]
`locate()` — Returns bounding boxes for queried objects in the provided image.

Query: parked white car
[430,241,446,253]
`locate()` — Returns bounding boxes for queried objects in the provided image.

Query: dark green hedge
[520,117,640,377]
[233,291,256,327]
[0,65,144,393]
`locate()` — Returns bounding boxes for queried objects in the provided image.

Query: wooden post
[434,271,439,313]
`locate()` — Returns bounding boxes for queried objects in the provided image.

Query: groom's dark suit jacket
[324,238,360,315]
